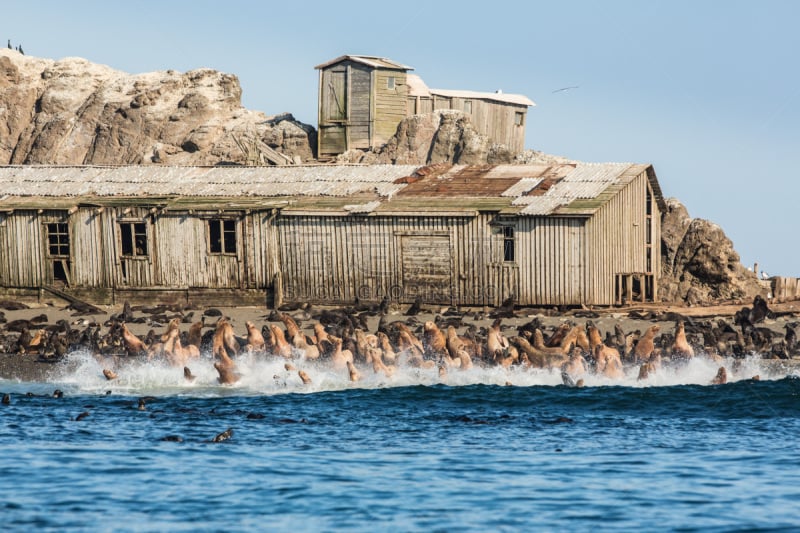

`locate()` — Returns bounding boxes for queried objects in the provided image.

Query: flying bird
[552,86,580,93]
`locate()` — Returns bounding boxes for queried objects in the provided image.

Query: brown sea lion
[298,370,312,385]
[347,360,361,382]
[634,325,660,363]
[423,321,447,357]
[102,368,118,380]
[711,367,728,385]
[183,366,196,382]
[671,321,694,359]
[212,319,239,360]
[246,321,266,352]
[121,323,147,356]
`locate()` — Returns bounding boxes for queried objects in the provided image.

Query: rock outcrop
[337,110,517,165]
[0,49,315,166]
[659,198,765,304]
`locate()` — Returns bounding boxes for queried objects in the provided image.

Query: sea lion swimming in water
[102,368,118,380]
[711,366,728,385]
[346,360,361,382]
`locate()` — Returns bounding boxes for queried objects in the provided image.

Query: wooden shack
[316,55,413,158]
[0,162,664,308]
[316,55,535,159]
[406,74,534,154]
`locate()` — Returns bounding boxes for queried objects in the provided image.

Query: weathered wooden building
[0,162,663,307]
[316,55,535,159]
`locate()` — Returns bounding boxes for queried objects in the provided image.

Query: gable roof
[315,55,413,71]
[0,163,664,216]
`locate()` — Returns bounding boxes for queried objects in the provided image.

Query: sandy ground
[2,298,800,383]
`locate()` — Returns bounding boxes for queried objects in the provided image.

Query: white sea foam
[28,347,791,397]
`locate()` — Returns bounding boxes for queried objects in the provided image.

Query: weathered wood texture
[584,169,660,305]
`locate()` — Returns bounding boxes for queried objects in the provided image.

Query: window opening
[47,223,70,257]
[387,76,396,90]
[209,219,237,254]
[503,226,515,262]
[120,222,148,257]
[464,100,472,114]
[515,112,525,126]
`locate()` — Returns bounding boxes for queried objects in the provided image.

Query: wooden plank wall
[277,215,488,305]
[515,217,585,306]
[373,71,408,145]
[348,63,371,149]
[584,172,657,305]
[71,209,111,287]
[0,210,48,287]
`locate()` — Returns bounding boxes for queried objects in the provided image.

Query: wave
[8,348,793,397]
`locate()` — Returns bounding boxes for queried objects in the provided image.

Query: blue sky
[5,1,799,276]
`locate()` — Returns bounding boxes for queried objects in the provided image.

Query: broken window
[120,222,148,257]
[209,219,236,254]
[503,226,515,262]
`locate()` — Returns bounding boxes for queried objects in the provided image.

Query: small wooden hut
[0,162,664,308]
[315,55,535,159]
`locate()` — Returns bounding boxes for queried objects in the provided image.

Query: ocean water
[2,352,800,531]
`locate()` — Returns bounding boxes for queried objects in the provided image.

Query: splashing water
[14,347,792,398]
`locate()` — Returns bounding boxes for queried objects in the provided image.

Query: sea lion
[711,366,728,385]
[212,428,234,443]
[245,321,266,353]
[183,366,196,382]
[212,318,239,360]
[637,361,657,381]
[102,368,118,380]
[298,370,312,385]
[346,360,361,382]
[214,359,239,385]
[269,324,293,359]
[634,325,660,363]
[120,323,147,355]
[671,321,694,359]
[422,321,447,357]
[594,344,624,380]
[186,320,204,350]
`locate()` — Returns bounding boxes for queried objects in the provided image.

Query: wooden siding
[373,70,408,145]
[515,217,585,306]
[278,215,480,305]
[348,63,371,149]
[584,170,660,305]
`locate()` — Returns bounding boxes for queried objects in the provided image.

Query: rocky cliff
[658,198,765,304]
[0,49,315,166]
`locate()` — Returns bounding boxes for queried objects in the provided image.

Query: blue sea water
[1,352,800,531]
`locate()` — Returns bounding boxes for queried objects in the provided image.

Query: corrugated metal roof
[314,55,413,71]
[514,163,633,215]
[0,165,419,199]
[0,162,653,216]
[429,89,535,107]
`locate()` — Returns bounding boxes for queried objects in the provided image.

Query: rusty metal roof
[0,162,660,216]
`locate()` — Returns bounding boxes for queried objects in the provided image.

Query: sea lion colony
[0,295,787,386]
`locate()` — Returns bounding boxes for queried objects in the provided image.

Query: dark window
[515,112,525,126]
[120,222,148,257]
[209,219,236,254]
[47,223,70,257]
[503,226,515,262]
